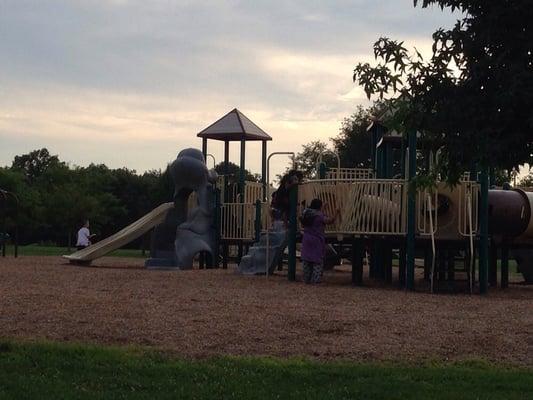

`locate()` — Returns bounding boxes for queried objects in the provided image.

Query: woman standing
[300,199,339,284]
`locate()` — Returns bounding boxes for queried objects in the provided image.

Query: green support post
[370,130,377,168]
[351,237,364,286]
[489,240,498,287]
[400,138,406,179]
[369,242,376,279]
[318,162,327,180]
[239,139,246,196]
[501,185,510,288]
[384,243,393,284]
[383,143,394,283]
[406,130,417,291]
[376,147,384,178]
[254,199,262,243]
[223,140,229,202]
[447,250,455,282]
[239,139,246,261]
[399,245,406,285]
[370,123,384,171]
[385,143,393,179]
[374,240,384,281]
[202,138,207,161]
[237,244,243,264]
[287,185,298,281]
[479,166,489,294]
[214,188,221,269]
[423,247,431,281]
[261,141,268,201]
[438,253,446,282]
[501,242,509,288]
[469,164,478,182]
[222,244,228,269]
[222,140,229,268]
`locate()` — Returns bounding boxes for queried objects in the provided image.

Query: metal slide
[63,202,174,263]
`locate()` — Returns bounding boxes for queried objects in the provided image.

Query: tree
[519,171,533,188]
[0,168,40,241]
[12,148,64,182]
[292,141,338,179]
[2,152,148,245]
[288,104,380,180]
[214,162,258,184]
[331,105,378,169]
[353,1,533,182]
[149,167,174,205]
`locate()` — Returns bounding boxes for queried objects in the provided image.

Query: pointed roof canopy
[197,108,272,141]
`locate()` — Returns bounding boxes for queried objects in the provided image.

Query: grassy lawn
[0,341,531,400]
[2,244,146,258]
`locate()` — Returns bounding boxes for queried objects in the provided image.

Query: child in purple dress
[300,198,339,284]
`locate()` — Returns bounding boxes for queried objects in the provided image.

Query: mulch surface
[0,256,532,365]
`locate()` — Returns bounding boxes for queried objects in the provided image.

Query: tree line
[0,149,267,247]
[0,149,174,247]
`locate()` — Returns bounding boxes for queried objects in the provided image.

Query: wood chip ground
[0,256,531,365]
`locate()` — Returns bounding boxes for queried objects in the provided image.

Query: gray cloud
[0,0,457,176]
[1,0,456,92]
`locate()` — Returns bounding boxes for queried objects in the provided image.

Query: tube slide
[489,189,533,283]
[63,202,174,264]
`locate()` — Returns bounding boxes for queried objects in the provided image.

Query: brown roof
[197,108,272,141]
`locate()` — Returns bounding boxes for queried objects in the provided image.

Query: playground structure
[62,108,533,294]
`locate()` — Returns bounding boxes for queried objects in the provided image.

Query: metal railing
[458,181,480,236]
[220,202,269,240]
[325,168,374,181]
[217,178,479,242]
[416,188,439,235]
[426,194,437,293]
[217,179,265,203]
[244,182,264,203]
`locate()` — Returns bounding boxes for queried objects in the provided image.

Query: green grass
[0,341,531,399]
[2,244,146,258]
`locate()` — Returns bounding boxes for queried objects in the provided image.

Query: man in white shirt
[76,220,94,250]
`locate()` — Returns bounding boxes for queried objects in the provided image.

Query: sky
[0,0,459,181]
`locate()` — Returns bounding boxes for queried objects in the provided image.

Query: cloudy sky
[0,0,457,180]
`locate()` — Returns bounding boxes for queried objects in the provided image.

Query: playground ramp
[63,202,174,263]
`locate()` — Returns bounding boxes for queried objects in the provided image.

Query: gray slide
[238,221,287,275]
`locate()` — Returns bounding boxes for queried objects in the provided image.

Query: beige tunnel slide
[63,202,174,263]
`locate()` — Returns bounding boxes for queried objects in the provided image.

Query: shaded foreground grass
[3,244,145,258]
[0,341,531,399]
